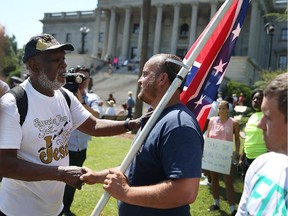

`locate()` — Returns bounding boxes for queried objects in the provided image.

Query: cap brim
[23,43,75,63]
[46,43,74,51]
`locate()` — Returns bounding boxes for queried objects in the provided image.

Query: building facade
[41,0,287,85]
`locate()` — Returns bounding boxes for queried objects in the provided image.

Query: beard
[38,69,65,91]
[138,80,157,105]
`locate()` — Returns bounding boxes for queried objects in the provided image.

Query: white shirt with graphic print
[237,152,288,216]
[0,79,91,216]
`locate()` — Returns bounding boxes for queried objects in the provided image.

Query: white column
[210,0,217,20]
[248,0,259,60]
[101,11,110,59]
[92,8,101,58]
[107,7,116,58]
[137,7,143,59]
[255,6,262,64]
[258,16,265,66]
[121,6,131,59]
[170,3,180,54]
[189,3,198,46]
[153,4,163,54]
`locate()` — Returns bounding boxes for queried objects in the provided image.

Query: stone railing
[43,10,95,19]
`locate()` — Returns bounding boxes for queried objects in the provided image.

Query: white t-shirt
[105,106,116,116]
[237,152,288,216]
[0,80,91,215]
[0,80,10,97]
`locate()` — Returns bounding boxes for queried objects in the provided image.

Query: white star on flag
[194,94,206,109]
[232,23,241,41]
[213,59,227,76]
[217,69,226,85]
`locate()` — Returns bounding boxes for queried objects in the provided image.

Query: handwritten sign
[202,138,233,175]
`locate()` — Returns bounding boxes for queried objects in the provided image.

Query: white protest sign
[202,138,234,175]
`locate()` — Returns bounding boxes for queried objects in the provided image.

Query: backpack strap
[59,88,71,108]
[8,86,28,126]
[9,86,71,126]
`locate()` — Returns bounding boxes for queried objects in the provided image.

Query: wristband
[124,119,132,131]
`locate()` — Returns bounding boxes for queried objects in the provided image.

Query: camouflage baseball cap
[23,33,74,63]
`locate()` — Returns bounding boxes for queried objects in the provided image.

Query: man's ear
[28,58,40,73]
[158,72,169,85]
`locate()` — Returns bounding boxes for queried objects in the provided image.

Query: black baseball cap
[23,33,74,63]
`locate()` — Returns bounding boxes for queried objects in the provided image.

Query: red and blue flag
[180,0,250,131]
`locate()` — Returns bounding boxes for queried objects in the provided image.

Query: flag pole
[90,0,234,215]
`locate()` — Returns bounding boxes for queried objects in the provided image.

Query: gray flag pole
[90,0,235,215]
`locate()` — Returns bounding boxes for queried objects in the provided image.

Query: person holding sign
[206,100,240,216]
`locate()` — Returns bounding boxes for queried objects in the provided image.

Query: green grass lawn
[70,134,244,216]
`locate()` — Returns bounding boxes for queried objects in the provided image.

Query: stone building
[41,0,287,85]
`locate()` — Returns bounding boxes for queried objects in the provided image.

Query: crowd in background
[0,51,286,216]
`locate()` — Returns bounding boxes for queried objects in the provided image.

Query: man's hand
[80,167,112,185]
[140,110,153,121]
[103,169,130,201]
[129,110,153,130]
[58,166,86,189]
[80,167,99,185]
[80,167,126,190]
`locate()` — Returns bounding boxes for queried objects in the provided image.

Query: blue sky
[0,0,97,48]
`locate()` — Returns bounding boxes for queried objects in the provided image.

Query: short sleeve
[162,127,203,179]
[0,93,22,149]
[67,90,91,130]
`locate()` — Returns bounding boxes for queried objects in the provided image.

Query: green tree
[0,29,22,84]
[222,80,252,107]
[264,8,288,22]
[254,69,286,90]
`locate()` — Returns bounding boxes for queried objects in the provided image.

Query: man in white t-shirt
[237,73,287,216]
[0,34,140,216]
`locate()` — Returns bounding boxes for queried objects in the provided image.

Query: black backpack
[8,86,71,126]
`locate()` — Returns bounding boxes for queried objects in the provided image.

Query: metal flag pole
[90,0,235,215]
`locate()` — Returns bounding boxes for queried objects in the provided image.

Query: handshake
[60,166,129,201]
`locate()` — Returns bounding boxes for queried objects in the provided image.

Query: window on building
[279,55,287,69]
[99,32,104,42]
[180,24,189,38]
[130,47,138,59]
[280,28,287,40]
[133,24,140,34]
[176,49,187,60]
[65,33,71,43]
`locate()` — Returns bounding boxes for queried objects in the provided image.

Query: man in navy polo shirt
[81,53,204,216]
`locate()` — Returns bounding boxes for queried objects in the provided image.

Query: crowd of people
[0,33,286,216]
[102,91,135,119]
